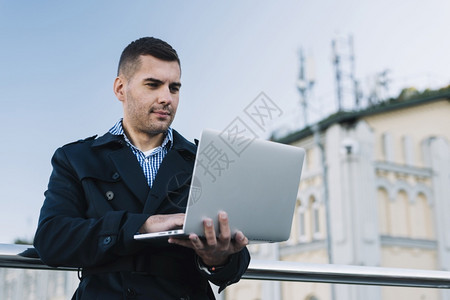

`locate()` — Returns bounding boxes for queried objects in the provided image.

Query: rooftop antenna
[332,34,360,111]
[349,35,361,108]
[296,48,315,127]
[332,39,343,111]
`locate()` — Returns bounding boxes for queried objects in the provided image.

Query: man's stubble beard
[125,93,176,136]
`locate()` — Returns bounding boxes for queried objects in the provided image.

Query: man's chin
[145,124,171,136]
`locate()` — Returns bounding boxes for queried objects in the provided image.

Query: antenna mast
[296,48,315,128]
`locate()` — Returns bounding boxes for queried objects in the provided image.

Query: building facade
[225,90,450,300]
[0,268,78,300]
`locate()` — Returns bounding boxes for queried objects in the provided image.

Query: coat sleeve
[34,147,149,268]
[197,247,251,293]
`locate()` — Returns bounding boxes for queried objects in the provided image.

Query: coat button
[103,236,112,245]
[112,172,120,180]
[126,288,136,297]
[105,191,114,201]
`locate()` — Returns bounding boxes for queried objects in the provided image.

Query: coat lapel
[109,147,149,206]
[92,130,197,214]
[92,133,149,206]
[143,149,194,215]
[143,130,197,215]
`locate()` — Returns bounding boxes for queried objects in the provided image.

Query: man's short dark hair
[118,37,180,79]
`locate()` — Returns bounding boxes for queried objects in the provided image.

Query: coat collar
[91,129,196,159]
[144,130,197,214]
[91,129,197,212]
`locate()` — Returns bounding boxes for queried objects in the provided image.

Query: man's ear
[113,76,126,102]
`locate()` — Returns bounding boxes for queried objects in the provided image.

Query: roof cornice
[274,91,450,144]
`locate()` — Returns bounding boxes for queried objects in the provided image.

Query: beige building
[225,88,450,300]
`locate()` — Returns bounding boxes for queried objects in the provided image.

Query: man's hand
[168,211,248,267]
[139,213,185,234]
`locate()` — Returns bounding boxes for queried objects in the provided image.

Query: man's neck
[122,125,165,152]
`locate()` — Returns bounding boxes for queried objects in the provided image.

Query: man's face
[117,55,181,137]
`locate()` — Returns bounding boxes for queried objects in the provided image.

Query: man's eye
[146,83,159,88]
[170,86,180,93]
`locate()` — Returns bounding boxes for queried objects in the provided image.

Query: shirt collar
[109,119,173,151]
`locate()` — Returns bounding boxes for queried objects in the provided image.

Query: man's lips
[152,110,171,117]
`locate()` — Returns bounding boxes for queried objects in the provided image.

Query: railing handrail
[1,243,450,288]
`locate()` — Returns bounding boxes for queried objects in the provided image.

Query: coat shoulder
[172,130,197,152]
[56,135,103,167]
[62,135,98,148]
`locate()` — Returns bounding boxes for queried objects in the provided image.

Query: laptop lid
[134,128,305,243]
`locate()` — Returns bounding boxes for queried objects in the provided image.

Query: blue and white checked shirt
[109,119,173,188]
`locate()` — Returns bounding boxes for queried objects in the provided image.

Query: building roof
[273,87,450,144]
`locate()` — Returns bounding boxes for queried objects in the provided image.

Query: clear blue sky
[1,0,449,243]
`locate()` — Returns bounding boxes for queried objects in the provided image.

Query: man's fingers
[168,237,192,249]
[141,213,185,233]
[173,214,185,227]
[168,234,201,250]
[170,212,248,267]
[218,211,231,242]
[233,231,248,250]
[203,218,217,246]
[188,234,204,249]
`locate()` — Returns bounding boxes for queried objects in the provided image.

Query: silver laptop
[134,128,305,243]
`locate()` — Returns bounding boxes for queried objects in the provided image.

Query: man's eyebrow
[143,78,164,84]
[143,78,181,87]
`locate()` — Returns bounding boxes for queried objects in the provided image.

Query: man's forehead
[135,55,181,78]
[138,55,180,68]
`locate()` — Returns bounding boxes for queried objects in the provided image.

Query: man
[34,37,250,300]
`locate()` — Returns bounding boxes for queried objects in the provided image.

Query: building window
[382,132,394,163]
[297,204,307,242]
[297,195,323,242]
[313,204,320,234]
[411,193,435,239]
[390,190,410,237]
[402,135,414,166]
[309,196,322,239]
[377,188,390,235]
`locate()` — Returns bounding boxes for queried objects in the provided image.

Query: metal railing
[1,243,450,289]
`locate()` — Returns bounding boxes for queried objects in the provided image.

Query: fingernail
[220,212,228,219]
[206,220,212,227]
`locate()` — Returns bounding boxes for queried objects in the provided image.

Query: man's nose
[157,86,173,105]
